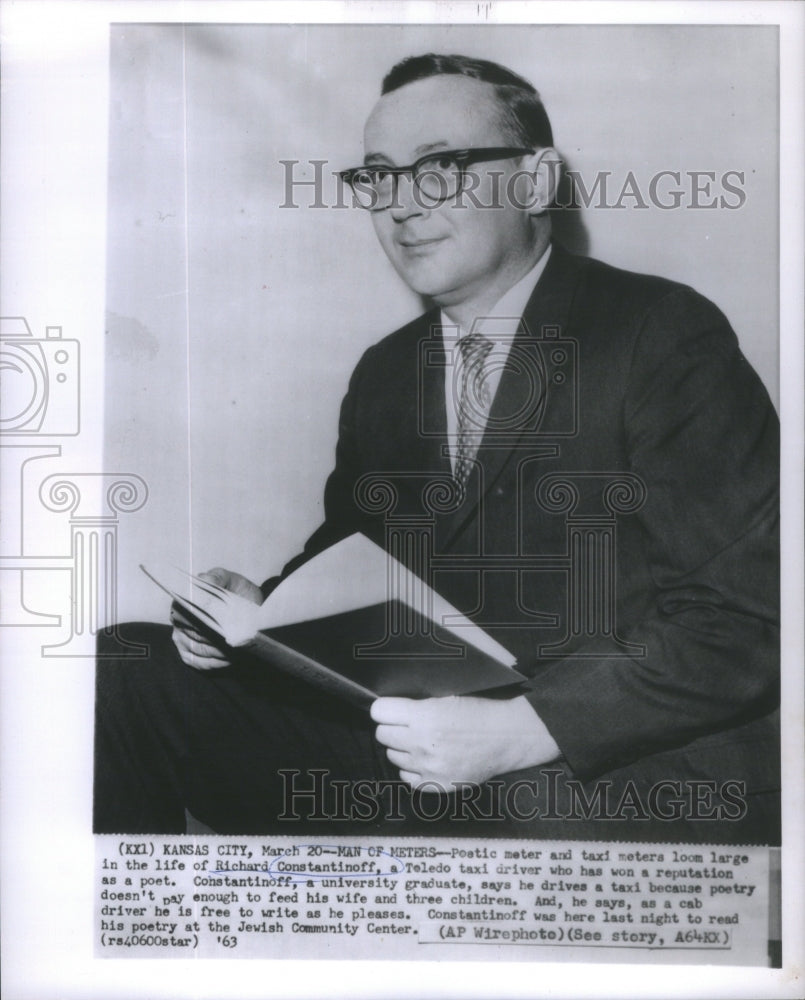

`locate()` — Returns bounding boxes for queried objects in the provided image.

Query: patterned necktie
[454,332,493,495]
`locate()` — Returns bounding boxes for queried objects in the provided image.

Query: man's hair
[382,53,553,149]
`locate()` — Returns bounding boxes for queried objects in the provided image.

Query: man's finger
[370,697,417,725]
[375,725,413,751]
[180,648,229,671]
[398,769,421,787]
[181,626,224,652]
[384,748,412,769]
[192,643,229,662]
[171,629,230,669]
[173,628,228,661]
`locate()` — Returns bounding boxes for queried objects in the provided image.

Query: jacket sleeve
[526,287,779,779]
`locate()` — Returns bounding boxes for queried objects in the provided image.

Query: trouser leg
[95,624,780,842]
[93,623,390,834]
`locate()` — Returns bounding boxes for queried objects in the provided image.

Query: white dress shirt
[441,245,552,472]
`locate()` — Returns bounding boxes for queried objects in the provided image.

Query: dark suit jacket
[264,243,780,842]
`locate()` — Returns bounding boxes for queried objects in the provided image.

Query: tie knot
[458,331,493,366]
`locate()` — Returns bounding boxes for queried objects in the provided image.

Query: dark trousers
[94,624,780,842]
[93,624,396,835]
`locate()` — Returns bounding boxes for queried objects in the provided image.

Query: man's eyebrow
[363,140,452,166]
[414,140,451,156]
[363,152,393,165]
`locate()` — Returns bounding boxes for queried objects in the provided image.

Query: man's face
[363,75,537,308]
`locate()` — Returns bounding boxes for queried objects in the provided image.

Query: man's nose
[388,173,426,221]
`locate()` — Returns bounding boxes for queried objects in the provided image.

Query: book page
[258,533,517,666]
[139,563,265,645]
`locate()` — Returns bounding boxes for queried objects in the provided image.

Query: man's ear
[521,147,562,215]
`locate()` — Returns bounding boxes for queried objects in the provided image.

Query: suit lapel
[402,309,453,479]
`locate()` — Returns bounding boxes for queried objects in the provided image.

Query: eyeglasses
[339,146,535,211]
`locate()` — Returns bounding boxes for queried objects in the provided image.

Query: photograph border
[1,2,803,998]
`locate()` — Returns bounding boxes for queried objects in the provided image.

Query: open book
[142,533,525,708]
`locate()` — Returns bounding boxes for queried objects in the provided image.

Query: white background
[1,3,803,1000]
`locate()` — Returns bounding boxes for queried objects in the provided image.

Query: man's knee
[95,622,185,712]
[96,621,173,658]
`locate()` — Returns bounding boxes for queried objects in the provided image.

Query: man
[95,54,779,842]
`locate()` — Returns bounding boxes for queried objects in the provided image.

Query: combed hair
[381,53,553,149]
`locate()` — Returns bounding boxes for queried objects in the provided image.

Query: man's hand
[371,694,560,789]
[171,567,263,670]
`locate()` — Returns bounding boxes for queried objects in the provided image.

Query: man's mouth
[398,236,447,251]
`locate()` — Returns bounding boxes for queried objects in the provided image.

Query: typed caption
[96,836,771,965]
